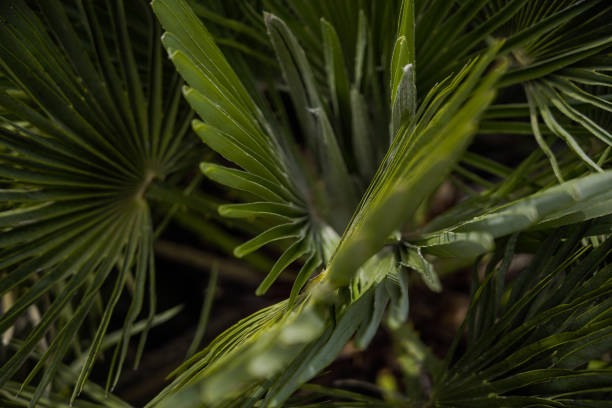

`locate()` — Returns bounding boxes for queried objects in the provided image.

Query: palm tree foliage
[1,0,612,406]
[433,227,612,407]
[0,0,200,404]
[282,227,612,407]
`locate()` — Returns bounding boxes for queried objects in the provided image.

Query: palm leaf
[283,227,612,407]
[416,170,612,259]
[153,0,329,299]
[147,1,512,405]
[431,227,612,407]
[0,0,199,403]
[324,42,507,288]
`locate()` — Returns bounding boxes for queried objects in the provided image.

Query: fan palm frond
[0,0,199,403]
[432,227,612,407]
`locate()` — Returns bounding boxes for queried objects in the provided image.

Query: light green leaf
[218,202,306,220]
[256,239,310,295]
[233,221,306,258]
[321,18,351,127]
[200,162,286,202]
[390,63,417,138]
[326,43,506,288]
[401,246,442,292]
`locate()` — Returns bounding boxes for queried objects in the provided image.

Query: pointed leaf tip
[199,162,212,174]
